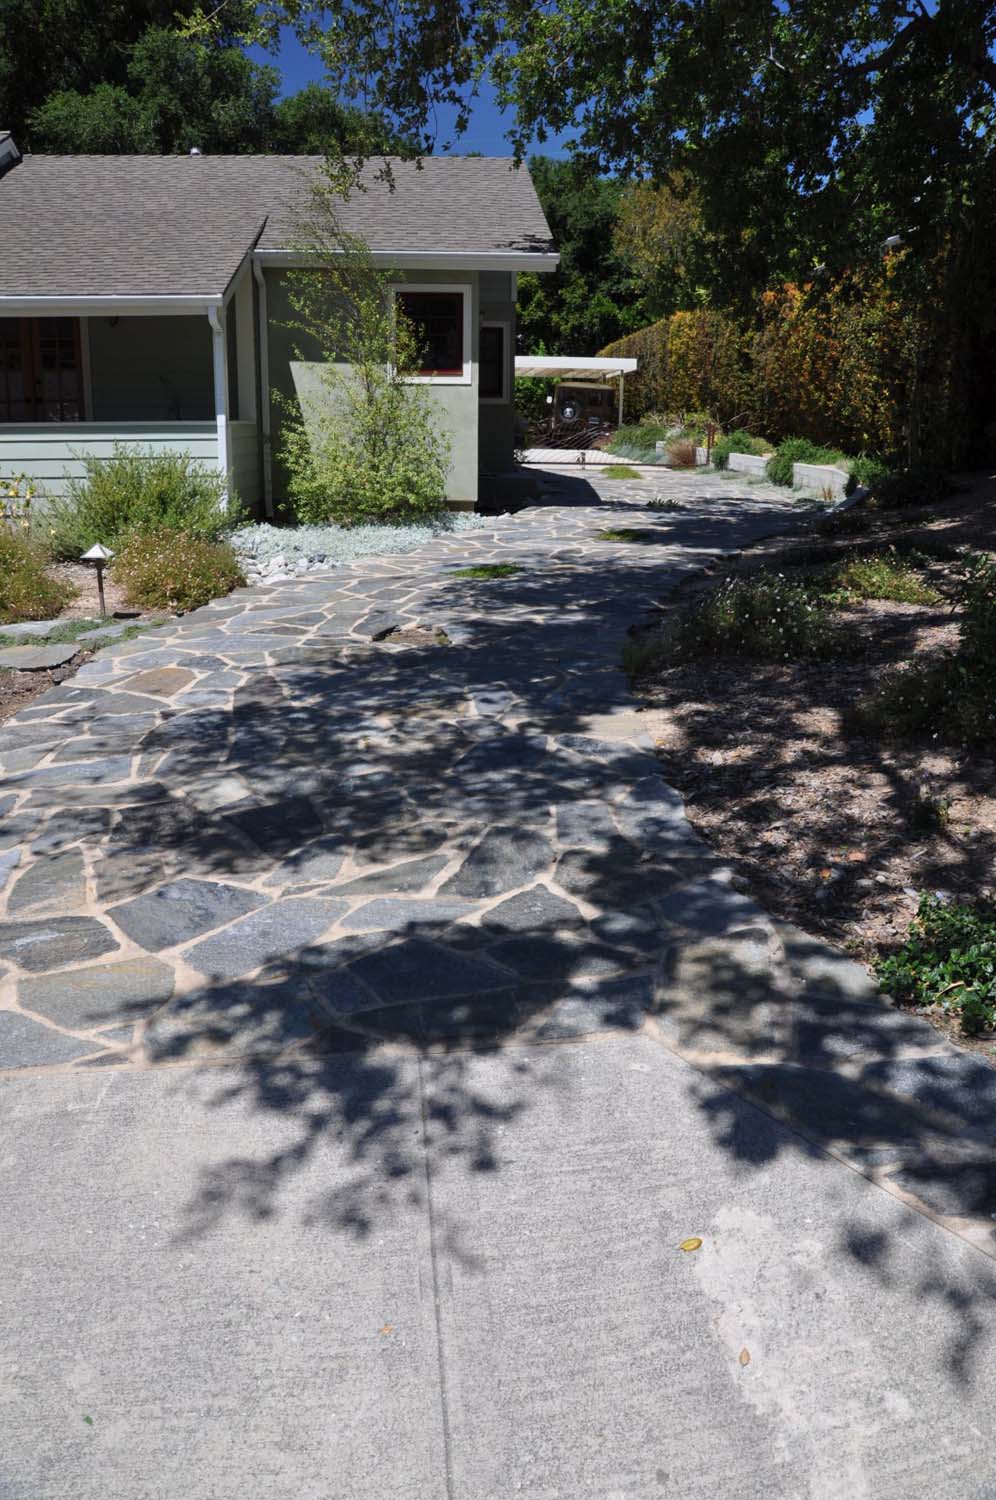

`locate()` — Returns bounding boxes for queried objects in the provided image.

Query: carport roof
[514,356,638,381]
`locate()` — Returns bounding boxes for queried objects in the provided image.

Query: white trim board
[390,283,473,386]
[257,249,559,274]
[0,296,223,316]
[479,320,511,405]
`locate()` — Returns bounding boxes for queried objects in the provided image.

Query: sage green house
[0,137,557,513]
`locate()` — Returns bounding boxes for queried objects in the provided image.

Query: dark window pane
[397,291,464,375]
[480,325,505,400]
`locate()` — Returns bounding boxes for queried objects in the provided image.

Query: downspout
[252,258,275,518]
[207,306,230,493]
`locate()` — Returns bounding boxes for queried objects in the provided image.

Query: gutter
[252,259,275,518]
[0,294,223,316]
[252,248,560,275]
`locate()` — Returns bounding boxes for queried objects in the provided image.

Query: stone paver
[0,466,993,1251]
[0,643,78,670]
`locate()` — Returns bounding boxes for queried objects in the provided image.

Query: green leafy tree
[613,176,713,318]
[28,27,280,153]
[0,0,196,141]
[272,82,416,155]
[277,174,451,524]
[516,156,648,356]
[255,0,996,277]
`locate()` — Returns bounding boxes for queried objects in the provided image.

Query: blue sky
[247,26,572,157]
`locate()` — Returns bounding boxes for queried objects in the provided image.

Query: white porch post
[207,307,230,492]
[618,372,625,429]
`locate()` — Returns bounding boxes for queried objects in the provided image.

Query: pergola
[513,354,639,426]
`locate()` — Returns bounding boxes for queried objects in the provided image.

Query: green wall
[88,315,214,421]
[478,271,517,475]
[263,267,482,506]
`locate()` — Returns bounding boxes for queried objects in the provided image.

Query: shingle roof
[0,154,555,299]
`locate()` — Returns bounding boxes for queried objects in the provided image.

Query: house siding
[229,420,259,506]
[263,266,481,507]
[0,423,218,500]
[478,271,517,475]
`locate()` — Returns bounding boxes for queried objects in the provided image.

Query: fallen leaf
[679,1236,703,1253]
[82,1416,94,1426]
[379,1324,393,1336]
[739,1348,751,1367]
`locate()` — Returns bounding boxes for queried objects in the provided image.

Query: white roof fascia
[254,248,560,274]
[0,294,224,316]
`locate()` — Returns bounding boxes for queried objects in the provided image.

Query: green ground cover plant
[598,527,656,543]
[46,449,235,560]
[603,464,641,479]
[606,422,670,463]
[624,573,845,675]
[112,529,245,613]
[876,894,996,1033]
[450,563,523,579]
[711,430,770,470]
[766,437,850,487]
[0,530,75,625]
[853,552,996,744]
[869,464,955,509]
[809,551,941,606]
[0,617,146,648]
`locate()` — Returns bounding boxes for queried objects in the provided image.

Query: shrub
[112,528,245,613]
[811,551,941,606]
[277,202,451,525]
[869,464,954,509]
[853,552,996,744]
[848,455,891,491]
[46,448,234,560]
[0,529,75,625]
[876,894,996,1033]
[599,310,750,425]
[603,464,641,479]
[667,438,697,468]
[652,574,845,664]
[766,437,849,487]
[711,429,770,470]
[607,422,670,462]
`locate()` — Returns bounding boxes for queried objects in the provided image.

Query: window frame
[390,282,473,385]
[478,319,511,405]
[0,315,87,423]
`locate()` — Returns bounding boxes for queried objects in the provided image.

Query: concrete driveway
[3,467,996,1498]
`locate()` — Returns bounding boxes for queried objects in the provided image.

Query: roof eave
[0,294,224,315]
[254,248,560,274]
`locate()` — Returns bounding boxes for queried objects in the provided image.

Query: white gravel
[230,515,487,581]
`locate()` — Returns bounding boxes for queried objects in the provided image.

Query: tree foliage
[276,181,451,525]
[252,0,996,286]
[516,156,648,356]
[1,0,413,155]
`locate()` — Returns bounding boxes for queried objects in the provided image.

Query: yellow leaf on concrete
[679,1237,703,1252]
[739,1348,751,1366]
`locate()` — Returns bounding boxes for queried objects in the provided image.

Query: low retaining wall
[728,452,769,476]
[697,446,852,497]
[792,461,850,498]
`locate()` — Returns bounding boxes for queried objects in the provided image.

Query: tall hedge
[600,309,750,425]
[599,258,973,463]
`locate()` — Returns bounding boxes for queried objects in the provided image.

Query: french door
[0,317,83,422]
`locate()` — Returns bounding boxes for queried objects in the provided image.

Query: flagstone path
[1,466,994,1261]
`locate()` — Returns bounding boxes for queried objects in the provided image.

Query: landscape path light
[81,543,114,618]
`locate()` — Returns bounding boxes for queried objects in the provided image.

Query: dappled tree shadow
[11,480,995,1386]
